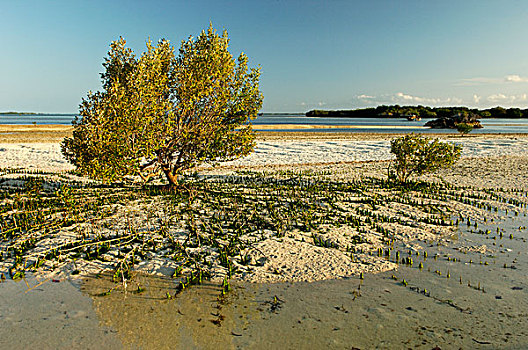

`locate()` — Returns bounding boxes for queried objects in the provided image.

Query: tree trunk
[162,165,179,187]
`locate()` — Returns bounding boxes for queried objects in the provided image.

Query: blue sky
[2,0,528,113]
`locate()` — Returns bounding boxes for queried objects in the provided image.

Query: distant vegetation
[0,112,38,115]
[0,112,75,116]
[456,123,474,136]
[306,106,528,119]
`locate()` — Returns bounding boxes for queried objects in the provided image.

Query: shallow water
[77,209,528,349]
[3,114,528,134]
[0,277,121,350]
[2,210,528,349]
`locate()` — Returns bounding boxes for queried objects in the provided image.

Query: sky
[2,0,528,113]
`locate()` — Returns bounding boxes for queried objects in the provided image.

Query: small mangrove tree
[389,133,462,183]
[62,24,263,186]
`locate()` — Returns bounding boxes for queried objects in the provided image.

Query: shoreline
[3,123,528,143]
[253,124,426,130]
[0,124,73,143]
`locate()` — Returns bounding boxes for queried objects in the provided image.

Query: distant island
[259,112,305,116]
[306,106,528,119]
[0,112,76,116]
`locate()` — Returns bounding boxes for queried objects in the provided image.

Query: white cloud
[457,74,528,86]
[317,101,326,107]
[504,74,528,83]
[356,94,375,99]
[473,94,481,104]
[394,92,415,101]
[487,93,507,102]
[487,93,528,103]
[353,93,462,107]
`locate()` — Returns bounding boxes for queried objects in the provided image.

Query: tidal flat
[82,207,528,349]
[1,129,528,348]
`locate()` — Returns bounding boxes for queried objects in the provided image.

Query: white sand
[2,137,528,172]
[0,143,73,172]
[2,135,528,284]
[226,137,528,166]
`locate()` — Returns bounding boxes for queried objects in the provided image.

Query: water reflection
[82,210,528,349]
[81,273,243,349]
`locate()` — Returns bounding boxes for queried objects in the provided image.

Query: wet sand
[4,207,527,349]
[0,277,121,350]
[80,209,528,349]
[0,124,73,143]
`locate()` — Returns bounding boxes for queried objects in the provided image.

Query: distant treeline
[306,106,528,119]
[0,112,76,116]
[0,112,38,115]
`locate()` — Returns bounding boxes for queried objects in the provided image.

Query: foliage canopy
[62,25,263,186]
[389,133,462,183]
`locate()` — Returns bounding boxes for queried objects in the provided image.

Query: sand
[2,125,528,172]
[0,143,73,172]
[0,124,73,143]
[2,126,528,284]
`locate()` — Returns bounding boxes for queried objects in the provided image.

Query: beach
[7,1,528,346]
[2,126,528,282]
[3,124,528,172]
[2,126,528,348]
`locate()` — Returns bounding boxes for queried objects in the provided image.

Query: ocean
[2,113,528,134]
